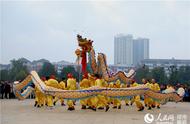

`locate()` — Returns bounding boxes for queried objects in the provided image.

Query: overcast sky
[1,0,190,64]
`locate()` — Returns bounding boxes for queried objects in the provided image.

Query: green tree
[134,66,151,83]
[177,66,190,86]
[168,66,179,85]
[38,62,57,77]
[15,70,28,81]
[9,59,29,81]
[0,69,10,81]
[151,67,168,84]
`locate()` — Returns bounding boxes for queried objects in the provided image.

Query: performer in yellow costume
[34,86,38,107]
[108,82,114,105]
[151,79,161,109]
[130,80,144,111]
[59,78,66,106]
[142,78,153,110]
[96,79,106,109]
[34,86,44,108]
[53,78,66,106]
[113,80,121,109]
[94,74,110,112]
[103,81,110,105]
[120,83,130,106]
[80,74,90,109]
[86,74,97,111]
[66,73,77,111]
[45,75,59,109]
[34,77,46,108]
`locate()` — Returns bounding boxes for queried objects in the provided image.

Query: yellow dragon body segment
[13,71,182,104]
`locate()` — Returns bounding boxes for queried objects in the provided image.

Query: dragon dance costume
[130,81,145,111]
[66,74,77,111]
[13,35,184,112]
[14,71,183,112]
[45,77,59,108]
[80,75,90,109]
[53,80,66,106]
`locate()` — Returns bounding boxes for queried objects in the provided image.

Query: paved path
[1,99,190,124]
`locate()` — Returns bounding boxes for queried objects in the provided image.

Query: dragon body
[14,71,182,104]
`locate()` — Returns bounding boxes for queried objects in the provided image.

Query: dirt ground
[0,99,190,124]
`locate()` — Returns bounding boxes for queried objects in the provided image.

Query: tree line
[0,59,79,82]
[134,65,190,86]
[1,59,190,86]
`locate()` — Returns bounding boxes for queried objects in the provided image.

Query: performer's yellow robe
[108,82,114,104]
[103,81,110,104]
[144,82,153,108]
[80,78,90,107]
[87,75,96,108]
[59,81,66,104]
[46,79,59,107]
[67,78,77,108]
[121,84,130,105]
[113,80,121,108]
[34,86,39,105]
[95,79,108,108]
[44,81,48,106]
[130,82,144,110]
[34,86,45,107]
[53,81,66,105]
[151,83,161,107]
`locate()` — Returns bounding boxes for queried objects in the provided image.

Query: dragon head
[77,34,93,52]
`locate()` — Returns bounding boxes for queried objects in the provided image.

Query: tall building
[114,34,133,66]
[114,34,149,67]
[133,38,149,66]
